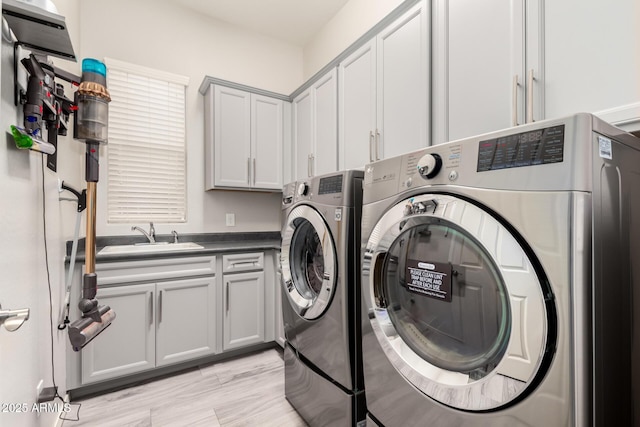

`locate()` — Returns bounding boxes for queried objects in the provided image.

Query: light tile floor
[62,348,308,427]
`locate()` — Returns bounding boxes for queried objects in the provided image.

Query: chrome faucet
[131,222,156,243]
[171,230,179,244]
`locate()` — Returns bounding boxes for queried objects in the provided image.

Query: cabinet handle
[310,154,314,177]
[231,261,258,268]
[527,69,535,123]
[512,74,520,126]
[369,131,374,162]
[158,290,163,323]
[253,158,256,185]
[226,282,230,313]
[375,129,380,161]
[150,293,154,326]
[307,154,312,178]
[247,158,251,185]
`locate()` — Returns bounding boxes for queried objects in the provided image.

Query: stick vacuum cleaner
[68,59,116,352]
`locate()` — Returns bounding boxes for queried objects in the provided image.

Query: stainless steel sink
[98,242,204,255]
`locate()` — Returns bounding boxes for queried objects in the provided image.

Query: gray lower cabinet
[70,252,278,389]
[155,277,217,366]
[81,283,156,384]
[223,271,265,350]
[81,276,216,385]
[76,256,217,386]
[222,252,265,351]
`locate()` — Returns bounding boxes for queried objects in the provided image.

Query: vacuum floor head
[68,304,116,352]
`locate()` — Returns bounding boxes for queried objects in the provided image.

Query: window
[104,58,189,223]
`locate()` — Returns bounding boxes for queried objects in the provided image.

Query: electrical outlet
[226,213,235,227]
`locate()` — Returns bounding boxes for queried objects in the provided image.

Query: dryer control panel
[477,125,565,172]
[363,113,604,204]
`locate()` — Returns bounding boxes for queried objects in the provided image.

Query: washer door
[281,204,337,320]
[363,194,554,411]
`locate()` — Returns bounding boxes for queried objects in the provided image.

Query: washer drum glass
[364,194,553,411]
[281,205,336,320]
[384,219,510,377]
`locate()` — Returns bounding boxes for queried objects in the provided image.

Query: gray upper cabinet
[432,0,639,144]
[339,0,430,170]
[338,40,376,170]
[543,0,639,122]
[204,83,284,191]
[432,0,524,144]
[293,67,338,180]
[293,89,312,180]
[252,94,285,189]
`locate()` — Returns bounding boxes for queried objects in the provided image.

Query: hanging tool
[11,53,78,170]
[57,181,86,331]
[67,58,115,352]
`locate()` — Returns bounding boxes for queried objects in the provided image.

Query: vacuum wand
[68,59,115,352]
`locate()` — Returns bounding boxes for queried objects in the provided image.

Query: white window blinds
[104,58,189,223]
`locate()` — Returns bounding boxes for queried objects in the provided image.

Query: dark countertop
[66,232,282,263]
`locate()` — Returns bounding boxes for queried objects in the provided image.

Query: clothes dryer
[281,170,365,426]
[360,113,640,426]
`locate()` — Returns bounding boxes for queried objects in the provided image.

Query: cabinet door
[275,271,285,348]
[542,0,639,121]
[251,94,283,189]
[223,271,265,351]
[156,277,216,367]
[214,85,252,188]
[293,89,313,180]
[339,40,376,170]
[312,68,338,176]
[432,0,525,143]
[376,0,430,158]
[81,283,155,384]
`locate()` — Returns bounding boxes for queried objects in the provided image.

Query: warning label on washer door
[406,260,452,302]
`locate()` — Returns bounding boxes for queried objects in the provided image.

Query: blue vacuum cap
[82,58,107,77]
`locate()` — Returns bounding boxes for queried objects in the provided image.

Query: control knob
[297,182,309,196]
[417,153,443,179]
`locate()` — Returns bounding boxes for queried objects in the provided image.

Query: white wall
[302,0,405,80]
[76,0,304,236]
[0,0,81,424]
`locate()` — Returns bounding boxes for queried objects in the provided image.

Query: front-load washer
[280,170,365,426]
[360,113,640,427]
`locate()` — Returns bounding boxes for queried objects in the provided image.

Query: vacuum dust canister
[74,58,111,143]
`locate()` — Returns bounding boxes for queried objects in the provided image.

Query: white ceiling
[172,0,350,46]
